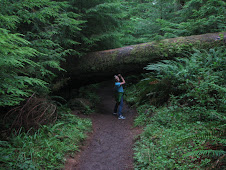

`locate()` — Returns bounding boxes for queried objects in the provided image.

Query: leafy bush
[0,28,48,106]
[125,46,226,169]
[0,0,83,107]
[133,105,225,169]
[143,46,226,108]
[0,110,92,169]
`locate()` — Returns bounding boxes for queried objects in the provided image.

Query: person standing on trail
[113,74,126,119]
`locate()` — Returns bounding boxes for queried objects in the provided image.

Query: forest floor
[64,81,142,170]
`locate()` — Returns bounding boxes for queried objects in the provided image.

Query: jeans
[114,95,123,116]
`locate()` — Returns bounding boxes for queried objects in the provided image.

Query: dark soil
[64,81,142,170]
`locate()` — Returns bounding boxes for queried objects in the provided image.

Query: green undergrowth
[125,46,226,169]
[133,105,225,169]
[0,108,92,170]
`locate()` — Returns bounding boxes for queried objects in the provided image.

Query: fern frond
[170,127,226,149]
[183,150,225,158]
[51,122,64,131]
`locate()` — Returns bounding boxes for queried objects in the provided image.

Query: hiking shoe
[118,115,126,119]
[113,112,117,115]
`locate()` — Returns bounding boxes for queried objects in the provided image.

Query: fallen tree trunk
[63,32,225,84]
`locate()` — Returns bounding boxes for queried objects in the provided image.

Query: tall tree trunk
[63,32,225,84]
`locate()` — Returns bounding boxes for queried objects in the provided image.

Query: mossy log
[64,32,226,83]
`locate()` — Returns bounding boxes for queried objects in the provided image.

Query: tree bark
[63,32,225,84]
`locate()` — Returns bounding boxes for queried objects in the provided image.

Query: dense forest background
[0,0,225,107]
[0,0,225,169]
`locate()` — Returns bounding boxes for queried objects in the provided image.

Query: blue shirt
[115,82,124,93]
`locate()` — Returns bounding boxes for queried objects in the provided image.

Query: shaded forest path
[65,81,142,170]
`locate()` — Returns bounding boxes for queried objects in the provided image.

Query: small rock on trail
[65,81,142,170]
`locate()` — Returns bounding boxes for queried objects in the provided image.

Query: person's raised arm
[118,74,125,85]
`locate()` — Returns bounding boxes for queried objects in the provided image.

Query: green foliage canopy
[0,28,48,106]
[124,46,226,169]
[119,0,226,44]
[70,0,124,51]
[0,0,84,106]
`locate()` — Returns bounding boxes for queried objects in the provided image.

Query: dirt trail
[65,81,141,170]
